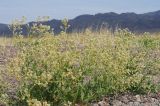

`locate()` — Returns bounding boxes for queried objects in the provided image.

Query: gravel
[91,93,160,106]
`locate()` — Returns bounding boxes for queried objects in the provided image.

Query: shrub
[7,31,159,105]
[8,16,53,38]
[8,16,27,37]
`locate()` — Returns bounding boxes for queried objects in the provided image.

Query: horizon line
[0,9,159,24]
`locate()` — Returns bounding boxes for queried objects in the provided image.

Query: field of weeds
[0,30,160,106]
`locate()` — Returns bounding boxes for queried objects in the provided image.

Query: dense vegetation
[0,29,159,106]
[0,18,159,105]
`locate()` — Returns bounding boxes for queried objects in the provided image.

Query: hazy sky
[0,0,160,23]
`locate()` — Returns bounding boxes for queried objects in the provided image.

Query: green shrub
[7,31,159,105]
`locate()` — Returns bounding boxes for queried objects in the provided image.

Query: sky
[0,0,160,24]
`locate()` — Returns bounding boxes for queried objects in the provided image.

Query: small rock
[92,104,99,106]
[142,97,149,103]
[151,98,159,105]
[134,102,140,106]
[128,102,134,106]
[151,98,156,102]
[98,101,109,106]
[143,103,152,106]
[151,103,159,106]
[112,100,122,106]
[136,95,141,102]
[121,96,129,104]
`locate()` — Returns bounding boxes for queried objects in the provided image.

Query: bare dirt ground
[91,93,160,106]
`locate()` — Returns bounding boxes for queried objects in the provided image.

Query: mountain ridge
[1,10,160,36]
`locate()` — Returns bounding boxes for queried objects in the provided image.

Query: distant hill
[0,24,10,36]
[1,10,160,36]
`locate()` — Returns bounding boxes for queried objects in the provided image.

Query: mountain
[1,10,160,36]
[68,10,160,33]
[0,24,10,36]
